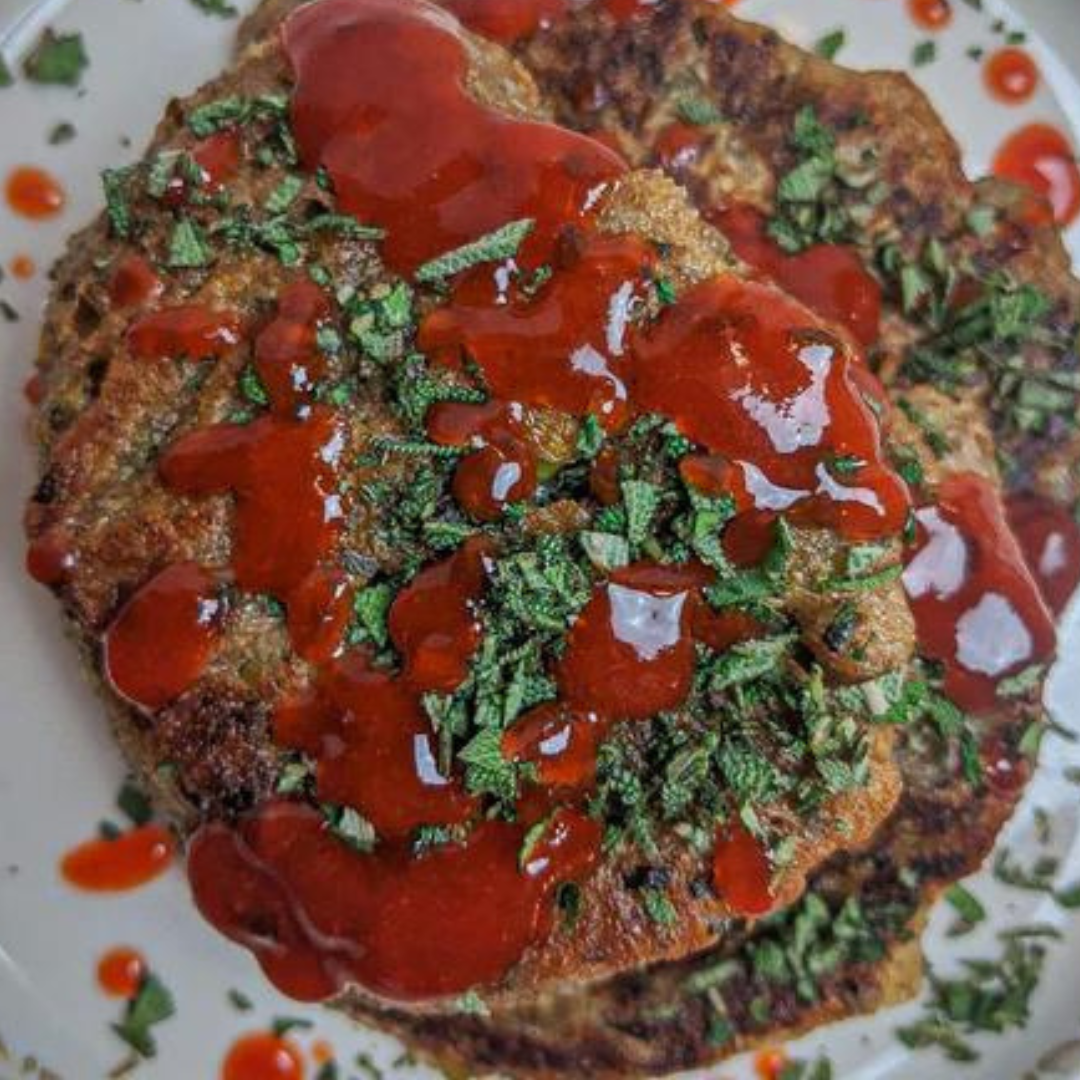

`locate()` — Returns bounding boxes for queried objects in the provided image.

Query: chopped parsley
[188,0,238,17]
[896,930,1048,1062]
[912,40,938,67]
[23,29,88,87]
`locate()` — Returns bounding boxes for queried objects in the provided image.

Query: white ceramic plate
[1,0,1079,1077]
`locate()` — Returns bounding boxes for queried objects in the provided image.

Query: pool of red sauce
[992,123,1080,228]
[1007,493,1080,616]
[97,946,146,998]
[221,1032,304,1080]
[61,825,176,892]
[5,165,65,219]
[984,47,1039,105]
[49,0,960,1004]
[902,473,1056,714]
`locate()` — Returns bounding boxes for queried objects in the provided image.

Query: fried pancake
[312,0,1078,1071]
[24,0,917,1013]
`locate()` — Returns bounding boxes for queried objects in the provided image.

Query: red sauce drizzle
[254,280,333,415]
[221,1032,304,1080]
[282,0,625,274]
[97,946,146,998]
[440,0,570,43]
[984,47,1040,105]
[902,474,1056,714]
[712,820,773,916]
[5,165,65,219]
[23,372,44,405]
[710,205,882,347]
[286,567,354,665]
[502,702,606,791]
[274,653,478,842]
[103,562,226,711]
[109,254,164,310]
[387,535,490,690]
[127,305,242,361]
[633,275,909,539]
[426,400,539,521]
[189,799,600,1001]
[1007,493,1080,615]
[907,0,952,30]
[992,123,1080,228]
[61,825,176,892]
[160,407,345,596]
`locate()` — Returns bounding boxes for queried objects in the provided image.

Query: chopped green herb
[945,883,987,936]
[116,780,153,828]
[188,0,238,17]
[111,973,175,1059]
[226,988,253,1011]
[814,29,846,61]
[322,804,376,853]
[676,95,722,126]
[167,218,213,269]
[912,40,938,66]
[23,29,88,87]
[415,218,534,284]
[47,121,76,145]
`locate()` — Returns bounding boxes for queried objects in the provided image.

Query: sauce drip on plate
[6,165,65,219]
[1006,493,1080,615]
[61,825,176,892]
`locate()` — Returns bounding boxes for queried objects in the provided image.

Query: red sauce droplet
[426,400,538,520]
[127,305,242,361]
[907,0,952,30]
[387,536,490,690]
[902,474,1056,714]
[992,123,1080,228]
[254,280,333,415]
[10,253,34,279]
[558,563,701,720]
[755,1048,790,1080]
[282,0,624,273]
[189,799,600,1001]
[980,732,1028,797]
[710,205,882,347]
[310,1040,334,1066]
[502,702,606,790]
[103,562,226,711]
[160,407,346,596]
[633,275,909,539]
[984,47,1040,104]
[222,1032,304,1080]
[109,254,164,310]
[1006,493,1080,615]
[25,527,77,586]
[274,654,478,842]
[23,372,44,405]
[440,0,570,43]
[62,825,176,892]
[655,122,707,173]
[6,166,65,219]
[712,821,773,917]
[97,947,146,998]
